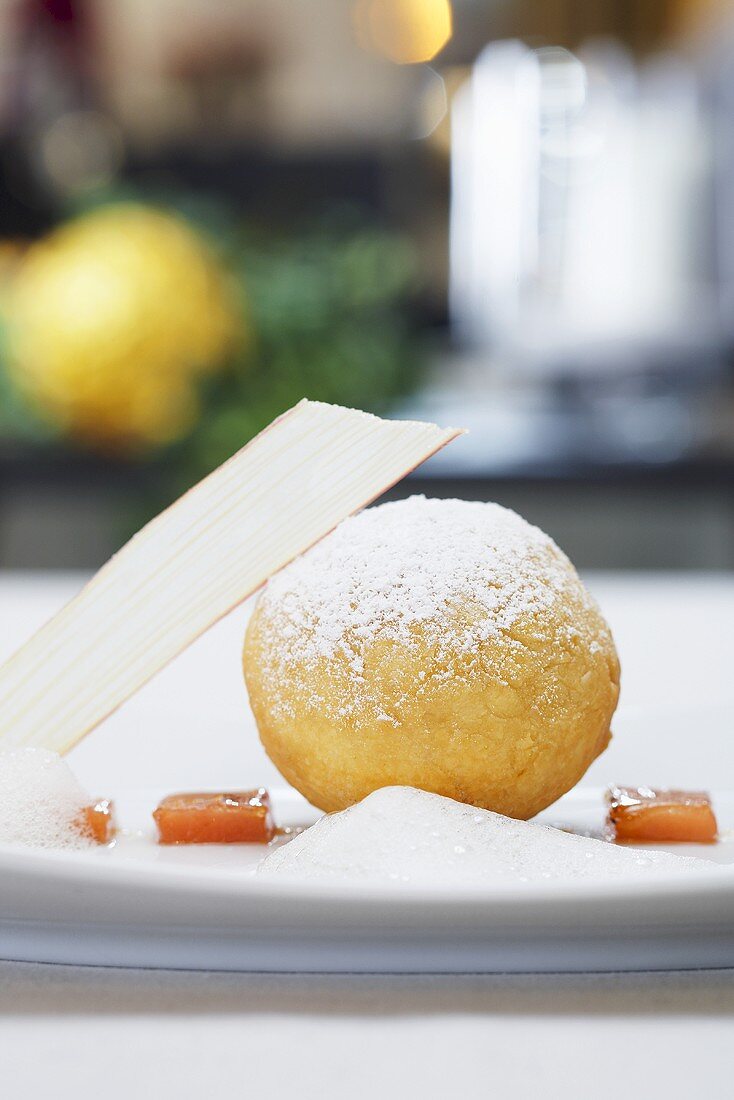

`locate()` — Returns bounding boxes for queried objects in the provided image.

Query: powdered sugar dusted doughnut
[243,496,619,817]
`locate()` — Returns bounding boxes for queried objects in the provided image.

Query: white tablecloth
[2,571,734,1097]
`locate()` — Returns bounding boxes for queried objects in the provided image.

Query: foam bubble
[0,748,94,850]
[258,786,712,885]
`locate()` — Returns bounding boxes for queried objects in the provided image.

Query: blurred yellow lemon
[7,204,237,449]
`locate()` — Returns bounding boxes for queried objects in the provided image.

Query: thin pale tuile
[0,400,463,754]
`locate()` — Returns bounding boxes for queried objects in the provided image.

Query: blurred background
[0,0,732,569]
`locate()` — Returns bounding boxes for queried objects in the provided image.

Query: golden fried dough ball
[243,496,619,818]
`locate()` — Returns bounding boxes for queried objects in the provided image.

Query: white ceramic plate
[1,783,734,973]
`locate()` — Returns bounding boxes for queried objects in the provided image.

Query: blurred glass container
[449,38,718,381]
[704,17,734,351]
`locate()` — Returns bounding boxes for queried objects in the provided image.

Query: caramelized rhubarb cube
[606,785,717,844]
[153,788,275,844]
[84,799,116,844]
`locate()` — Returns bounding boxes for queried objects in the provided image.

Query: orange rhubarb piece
[606,785,718,844]
[84,799,116,844]
[153,789,275,844]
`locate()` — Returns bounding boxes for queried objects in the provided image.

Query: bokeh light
[414,67,448,141]
[354,0,453,65]
[40,110,124,196]
[422,64,469,155]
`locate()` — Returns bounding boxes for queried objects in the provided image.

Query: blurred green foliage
[0,316,49,443]
[174,214,424,485]
[0,198,426,493]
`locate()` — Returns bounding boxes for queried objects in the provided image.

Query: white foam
[0,748,94,850]
[258,786,712,885]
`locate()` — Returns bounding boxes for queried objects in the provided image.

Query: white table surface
[2,570,734,1097]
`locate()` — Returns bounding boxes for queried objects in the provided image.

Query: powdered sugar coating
[253,495,604,724]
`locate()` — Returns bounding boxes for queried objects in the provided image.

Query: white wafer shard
[0,400,461,754]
